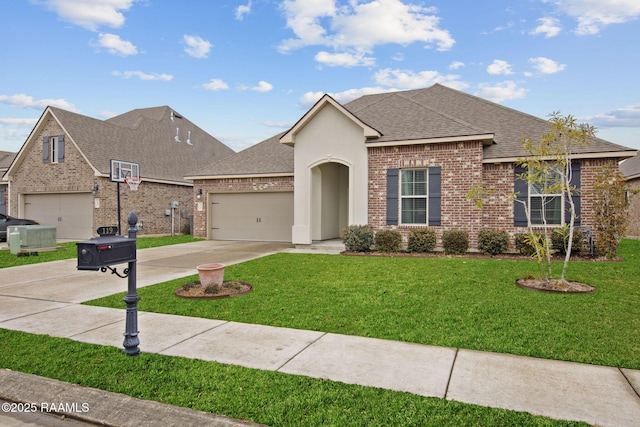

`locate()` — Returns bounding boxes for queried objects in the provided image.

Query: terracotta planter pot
[196,263,225,287]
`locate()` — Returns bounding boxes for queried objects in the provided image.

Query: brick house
[4,106,234,239]
[188,84,636,249]
[620,155,640,237]
[0,151,16,215]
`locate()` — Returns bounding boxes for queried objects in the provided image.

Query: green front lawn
[87,239,640,369]
[0,330,587,427]
[0,235,202,268]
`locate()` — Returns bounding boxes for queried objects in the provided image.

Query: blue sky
[1,0,639,154]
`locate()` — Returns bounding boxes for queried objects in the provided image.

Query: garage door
[24,193,93,240]
[210,192,293,242]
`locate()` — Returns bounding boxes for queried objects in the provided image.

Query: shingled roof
[183,84,637,181]
[345,84,635,160]
[186,133,294,179]
[10,106,234,184]
[620,154,640,180]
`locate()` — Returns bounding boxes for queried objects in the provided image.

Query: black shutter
[514,165,528,227]
[42,136,49,164]
[428,167,441,226]
[58,135,65,163]
[567,162,581,226]
[386,168,399,225]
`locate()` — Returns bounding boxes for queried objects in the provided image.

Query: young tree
[519,112,594,282]
[468,112,594,284]
[593,165,633,258]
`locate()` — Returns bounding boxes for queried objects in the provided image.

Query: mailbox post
[77,212,140,356]
[122,212,140,356]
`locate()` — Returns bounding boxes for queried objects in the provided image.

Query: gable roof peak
[280,93,381,145]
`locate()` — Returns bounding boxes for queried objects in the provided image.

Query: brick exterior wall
[191,176,294,238]
[367,139,619,251]
[368,141,484,247]
[9,117,193,237]
[627,178,640,238]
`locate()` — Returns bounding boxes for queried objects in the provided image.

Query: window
[401,169,428,224]
[528,167,563,225]
[42,135,64,164]
[51,136,62,163]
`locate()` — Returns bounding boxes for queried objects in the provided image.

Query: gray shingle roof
[0,151,16,169]
[49,106,234,183]
[186,133,293,178]
[346,84,634,159]
[620,154,640,180]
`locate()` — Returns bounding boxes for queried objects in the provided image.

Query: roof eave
[366,133,495,148]
[482,150,638,164]
[185,172,294,181]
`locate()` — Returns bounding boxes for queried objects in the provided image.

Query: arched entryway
[311,162,349,240]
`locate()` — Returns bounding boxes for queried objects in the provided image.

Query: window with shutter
[385,166,441,226]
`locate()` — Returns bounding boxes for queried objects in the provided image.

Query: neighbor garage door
[210,192,293,242]
[24,193,93,240]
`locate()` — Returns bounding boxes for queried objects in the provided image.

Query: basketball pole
[117,181,122,235]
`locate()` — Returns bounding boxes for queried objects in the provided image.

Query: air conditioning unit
[8,225,57,255]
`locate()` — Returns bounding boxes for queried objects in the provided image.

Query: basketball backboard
[110,159,140,183]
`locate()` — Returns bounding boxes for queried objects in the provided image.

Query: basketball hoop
[124,177,141,191]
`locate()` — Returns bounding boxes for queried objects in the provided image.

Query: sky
[1,0,639,154]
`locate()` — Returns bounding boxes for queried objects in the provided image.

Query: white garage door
[210,192,293,242]
[24,193,93,240]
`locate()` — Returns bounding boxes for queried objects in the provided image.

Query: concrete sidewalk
[1,240,639,426]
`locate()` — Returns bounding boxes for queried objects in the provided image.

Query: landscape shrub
[477,228,510,255]
[442,230,469,255]
[374,229,402,252]
[341,225,374,252]
[514,232,543,256]
[551,226,583,255]
[407,228,437,253]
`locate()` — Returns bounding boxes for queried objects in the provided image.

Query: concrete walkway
[1,240,639,427]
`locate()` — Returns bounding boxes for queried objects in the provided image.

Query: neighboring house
[0,151,17,215]
[4,106,234,240]
[188,84,636,249]
[620,154,640,237]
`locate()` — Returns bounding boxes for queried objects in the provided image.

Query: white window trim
[400,168,429,225]
[51,136,61,163]
[527,167,564,226]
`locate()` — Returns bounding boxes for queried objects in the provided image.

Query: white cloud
[449,61,465,70]
[97,110,118,119]
[487,60,514,75]
[183,35,212,59]
[261,120,293,128]
[299,87,391,108]
[581,104,640,128]
[38,0,136,31]
[530,17,562,37]
[96,33,137,56]
[476,81,527,102]
[0,94,80,112]
[529,57,566,74]
[112,71,173,81]
[202,79,229,91]
[373,68,469,90]
[236,1,252,20]
[241,81,274,92]
[299,67,469,108]
[0,118,38,126]
[279,0,455,59]
[545,0,640,35]
[315,50,375,67]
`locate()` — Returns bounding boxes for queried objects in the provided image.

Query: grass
[86,239,640,369]
[0,234,202,268]
[0,329,587,427]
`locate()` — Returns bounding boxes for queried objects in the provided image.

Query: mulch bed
[174,280,252,299]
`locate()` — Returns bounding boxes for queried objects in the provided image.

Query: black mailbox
[77,235,136,271]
